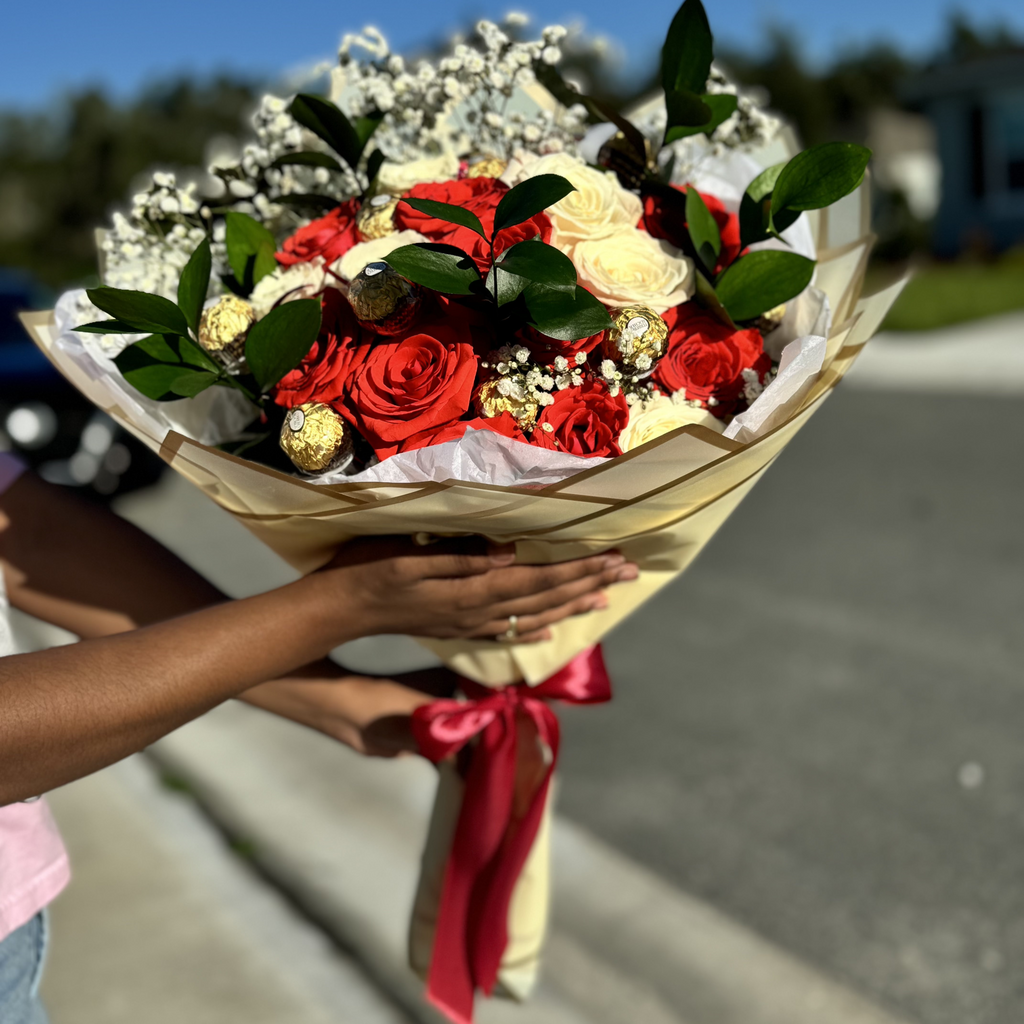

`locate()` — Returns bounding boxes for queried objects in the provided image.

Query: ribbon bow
[411,645,612,1024]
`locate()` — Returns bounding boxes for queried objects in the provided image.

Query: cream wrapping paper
[21,177,906,1004]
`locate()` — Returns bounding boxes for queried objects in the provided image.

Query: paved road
[556,386,1024,1024]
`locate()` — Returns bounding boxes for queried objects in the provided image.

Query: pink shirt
[0,452,71,939]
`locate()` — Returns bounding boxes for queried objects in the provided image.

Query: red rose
[344,314,480,459]
[400,411,526,453]
[277,200,361,267]
[532,379,628,458]
[642,186,741,274]
[272,289,369,408]
[653,303,770,415]
[394,177,552,273]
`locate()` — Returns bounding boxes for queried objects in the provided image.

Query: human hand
[318,536,637,643]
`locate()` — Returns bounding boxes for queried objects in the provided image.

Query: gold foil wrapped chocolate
[198,295,254,371]
[279,402,354,475]
[467,156,507,180]
[474,378,538,430]
[348,261,422,336]
[601,306,669,375]
[751,304,787,336]
[356,193,399,240]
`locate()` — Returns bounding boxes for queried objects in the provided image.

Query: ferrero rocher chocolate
[467,156,507,180]
[356,193,399,240]
[198,295,255,371]
[474,378,538,430]
[348,261,422,336]
[279,402,354,475]
[601,306,669,375]
[752,304,787,336]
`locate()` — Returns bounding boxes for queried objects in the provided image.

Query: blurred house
[904,52,1024,255]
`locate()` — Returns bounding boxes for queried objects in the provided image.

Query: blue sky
[2,0,1023,109]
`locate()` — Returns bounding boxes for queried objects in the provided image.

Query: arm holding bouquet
[0,464,634,804]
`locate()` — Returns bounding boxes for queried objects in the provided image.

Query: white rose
[618,395,722,452]
[516,152,642,246]
[334,230,428,281]
[570,229,694,313]
[249,259,329,318]
[377,152,460,193]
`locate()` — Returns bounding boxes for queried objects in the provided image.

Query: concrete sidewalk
[41,756,409,1024]
[845,311,1024,393]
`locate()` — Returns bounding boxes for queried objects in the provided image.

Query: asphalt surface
[556,387,1024,1024]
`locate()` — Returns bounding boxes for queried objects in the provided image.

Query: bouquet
[22,3,906,1021]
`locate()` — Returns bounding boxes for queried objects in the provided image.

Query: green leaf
[665,93,738,143]
[526,285,613,342]
[365,149,386,187]
[400,197,488,239]
[244,299,322,392]
[492,175,576,236]
[383,243,482,296]
[693,269,738,328]
[661,0,714,97]
[73,320,141,334]
[289,94,362,169]
[225,212,278,292]
[715,251,815,322]
[169,369,219,398]
[771,142,871,216]
[486,264,528,307]
[269,151,344,172]
[739,162,786,248]
[113,334,221,401]
[86,287,190,337]
[354,112,383,150]
[664,89,712,137]
[581,95,649,167]
[493,240,577,295]
[685,186,721,272]
[177,237,212,337]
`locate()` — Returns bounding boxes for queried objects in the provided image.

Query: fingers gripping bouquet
[22,2,907,1020]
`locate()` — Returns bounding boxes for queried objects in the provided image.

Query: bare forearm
[0,573,362,803]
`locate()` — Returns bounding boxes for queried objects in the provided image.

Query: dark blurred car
[0,268,164,499]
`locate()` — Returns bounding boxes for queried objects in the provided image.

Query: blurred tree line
[0,78,256,290]
[0,12,1020,293]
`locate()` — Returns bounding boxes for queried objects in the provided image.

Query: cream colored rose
[618,395,722,452]
[377,152,460,193]
[249,259,329,318]
[517,152,642,246]
[333,230,428,282]
[570,229,694,313]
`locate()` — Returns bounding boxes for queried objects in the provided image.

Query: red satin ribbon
[411,645,612,1024]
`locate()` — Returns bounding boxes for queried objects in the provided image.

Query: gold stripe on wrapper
[279,402,354,475]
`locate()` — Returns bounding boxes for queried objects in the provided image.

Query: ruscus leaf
[400,197,488,239]
[244,299,322,392]
[86,287,190,337]
[289,94,362,169]
[661,0,714,97]
[493,240,577,294]
[526,285,613,342]
[715,251,815,322]
[492,175,576,236]
[739,162,786,248]
[383,243,483,296]
[665,93,738,143]
[771,142,872,216]
[225,212,278,292]
[685,187,721,272]
[177,237,212,337]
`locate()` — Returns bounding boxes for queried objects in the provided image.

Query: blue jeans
[0,913,50,1024]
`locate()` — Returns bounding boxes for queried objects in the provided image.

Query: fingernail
[592,592,609,610]
[615,564,639,581]
[489,544,516,565]
[602,553,626,569]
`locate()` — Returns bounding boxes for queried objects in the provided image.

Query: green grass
[873,252,1024,332]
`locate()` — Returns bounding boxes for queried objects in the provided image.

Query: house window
[991,91,1024,193]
